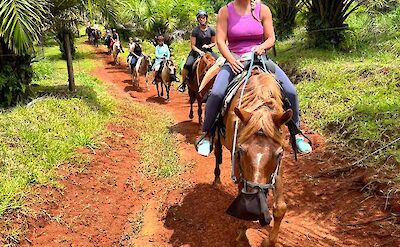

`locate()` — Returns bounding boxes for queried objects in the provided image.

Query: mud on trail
[20,48,399,247]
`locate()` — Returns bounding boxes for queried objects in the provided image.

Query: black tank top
[134,44,142,56]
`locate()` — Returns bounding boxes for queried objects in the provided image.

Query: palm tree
[302,0,366,47]
[267,0,303,40]
[0,0,49,106]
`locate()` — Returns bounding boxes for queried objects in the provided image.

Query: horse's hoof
[189,113,194,119]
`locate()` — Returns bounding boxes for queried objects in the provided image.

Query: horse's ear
[234,107,252,125]
[273,109,293,127]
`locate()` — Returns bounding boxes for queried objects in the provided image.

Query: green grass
[0,39,115,218]
[120,101,182,178]
[272,7,400,191]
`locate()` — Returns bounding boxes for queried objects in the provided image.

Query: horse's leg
[236,224,251,247]
[160,81,164,97]
[156,81,161,97]
[213,136,222,185]
[166,84,170,101]
[197,97,203,126]
[188,89,195,120]
[145,72,149,90]
[133,67,135,86]
[262,175,286,247]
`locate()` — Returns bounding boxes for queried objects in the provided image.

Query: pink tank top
[227,2,263,55]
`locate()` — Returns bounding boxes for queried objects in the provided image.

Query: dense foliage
[302,0,365,47]
[115,0,214,43]
[267,0,303,40]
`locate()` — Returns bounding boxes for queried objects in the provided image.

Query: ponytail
[251,0,261,22]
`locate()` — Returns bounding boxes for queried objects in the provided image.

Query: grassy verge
[0,39,115,243]
[272,7,400,193]
[119,101,182,178]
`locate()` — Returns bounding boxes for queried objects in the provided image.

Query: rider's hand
[202,44,209,49]
[228,58,244,74]
[198,50,205,56]
[253,45,266,56]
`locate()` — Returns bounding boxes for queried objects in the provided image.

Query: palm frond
[0,0,50,54]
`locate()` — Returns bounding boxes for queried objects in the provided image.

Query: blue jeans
[202,60,301,132]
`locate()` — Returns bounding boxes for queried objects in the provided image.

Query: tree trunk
[63,32,75,92]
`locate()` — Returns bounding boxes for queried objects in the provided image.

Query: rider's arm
[258,4,275,51]
[191,36,203,55]
[208,29,216,48]
[216,6,244,74]
[190,29,204,54]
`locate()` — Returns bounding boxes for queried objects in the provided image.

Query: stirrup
[296,137,312,154]
[195,135,211,157]
[178,83,186,93]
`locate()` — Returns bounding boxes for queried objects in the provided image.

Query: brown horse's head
[226,72,292,225]
[162,59,177,83]
[195,53,216,85]
[138,56,151,74]
[234,73,292,187]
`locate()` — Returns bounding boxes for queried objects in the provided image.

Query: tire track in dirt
[21,46,399,247]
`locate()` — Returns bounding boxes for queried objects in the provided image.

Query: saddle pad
[220,65,266,117]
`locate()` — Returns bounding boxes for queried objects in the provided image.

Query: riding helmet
[196,10,208,19]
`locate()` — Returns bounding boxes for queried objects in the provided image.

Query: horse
[92,29,101,47]
[85,26,92,41]
[131,55,152,89]
[213,68,293,247]
[155,58,178,101]
[187,53,216,125]
[112,41,122,65]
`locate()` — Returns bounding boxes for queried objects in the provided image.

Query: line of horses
[110,43,179,102]
[86,27,102,47]
[108,42,293,246]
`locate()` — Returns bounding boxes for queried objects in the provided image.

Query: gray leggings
[202,61,300,132]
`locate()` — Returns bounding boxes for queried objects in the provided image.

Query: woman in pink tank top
[196,0,312,157]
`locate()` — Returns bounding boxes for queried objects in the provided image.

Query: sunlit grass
[272,7,400,192]
[0,38,115,218]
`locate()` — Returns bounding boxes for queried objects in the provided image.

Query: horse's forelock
[237,73,284,145]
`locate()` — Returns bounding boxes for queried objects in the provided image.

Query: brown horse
[187,53,216,125]
[131,55,151,89]
[155,59,178,101]
[214,70,292,247]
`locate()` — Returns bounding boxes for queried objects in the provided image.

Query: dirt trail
[21,48,399,247]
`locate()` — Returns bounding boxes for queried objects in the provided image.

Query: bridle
[235,140,283,193]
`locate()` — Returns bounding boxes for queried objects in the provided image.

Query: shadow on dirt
[164,183,248,247]
[146,95,169,105]
[170,120,201,144]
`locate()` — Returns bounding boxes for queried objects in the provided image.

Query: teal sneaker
[296,137,312,154]
[195,137,211,157]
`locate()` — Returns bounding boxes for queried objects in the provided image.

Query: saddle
[198,57,226,98]
[213,55,311,160]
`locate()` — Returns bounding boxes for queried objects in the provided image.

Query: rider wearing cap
[110,29,124,53]
[152,34,171,83]
[178,10,218,92]
[127,37,142,68]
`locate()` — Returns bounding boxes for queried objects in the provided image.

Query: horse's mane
[238,72,285,145]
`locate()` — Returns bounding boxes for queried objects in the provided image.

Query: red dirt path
[20,47,399,247]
